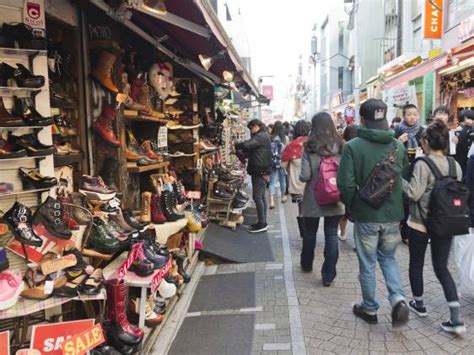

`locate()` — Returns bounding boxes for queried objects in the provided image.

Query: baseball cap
[359,99,389,130]
[459,109,474,122]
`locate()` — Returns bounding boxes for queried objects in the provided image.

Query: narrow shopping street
[162,198,474,355]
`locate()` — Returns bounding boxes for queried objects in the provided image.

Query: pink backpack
[314,157,341,206]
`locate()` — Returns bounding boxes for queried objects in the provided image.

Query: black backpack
[359,140,400,209]
[417,156,470,238]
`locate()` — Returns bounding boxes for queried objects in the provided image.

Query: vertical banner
[262,85,274,100]
[424,0,443,39]
[23,0,45,36]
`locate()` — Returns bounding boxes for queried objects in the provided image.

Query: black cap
[459,109,474,122]
[360,99,389,130]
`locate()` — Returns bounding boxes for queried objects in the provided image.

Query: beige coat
[282,158,305,195]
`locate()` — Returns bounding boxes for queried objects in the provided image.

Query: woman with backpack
[269,121,288,209]
[299,112,344,286]
[403,120,467,334]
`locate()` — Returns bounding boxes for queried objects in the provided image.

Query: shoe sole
[248,227,268,233]
[408,304,428,317]
[392,303,410,327]
[79,189,116,201]
[441,324,466,335]
[353,306,378,324]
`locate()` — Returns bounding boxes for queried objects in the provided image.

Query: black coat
[235,128,272,175]
[455,126,473,177]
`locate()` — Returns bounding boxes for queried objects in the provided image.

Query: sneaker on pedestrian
[441,320,466,335]
[352,304,378,324]
[248,223,268,233]
[391,300,409,327]
[408,300,427,317]
[338,230,347,241]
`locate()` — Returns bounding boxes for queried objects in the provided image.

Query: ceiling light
[199,51,225,71]
[142,0,167,15]
[223,70,234,82]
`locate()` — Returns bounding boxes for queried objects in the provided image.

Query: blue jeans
[269,168,286,196]
[301,216,341,283]
[354,222,406,314]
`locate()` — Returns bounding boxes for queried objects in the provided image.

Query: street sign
[424,0,443,39]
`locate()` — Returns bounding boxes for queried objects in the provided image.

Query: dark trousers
[301,216,341,282]
[251,175,267,225]
[408,227,459,303]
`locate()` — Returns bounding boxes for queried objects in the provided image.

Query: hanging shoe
[138,192,152,223]
[92,51,119,93]
[92,105,120,146]
[0,63,45,88]
[32,196,72,239]
[2,202,42,247]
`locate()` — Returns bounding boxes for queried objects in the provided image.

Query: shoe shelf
[127,161,170,173]
[53,152,83,167]
[0,154,51,162]
[0,186,52,199]
[0,47,47,57]
[0,124,51,130]
[123,115,168,124]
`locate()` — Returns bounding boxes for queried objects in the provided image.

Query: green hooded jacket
[337,127,409,223]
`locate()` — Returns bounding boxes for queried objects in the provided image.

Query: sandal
[53,274,87,298]
[79,268,103,295]
[39,247,77,275]
[21,268,67,300]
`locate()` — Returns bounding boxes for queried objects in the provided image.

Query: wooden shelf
[54,152,83,167]
[124,115,168,124]
[0,154,50,162]
[128,161,169,173]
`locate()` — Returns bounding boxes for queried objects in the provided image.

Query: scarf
[281,136,307,162]
[399,121,420,149]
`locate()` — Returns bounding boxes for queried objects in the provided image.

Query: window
[338,67,344,91]
[412,0,423,18]
[338,21,344,53]
[446,0,474,29]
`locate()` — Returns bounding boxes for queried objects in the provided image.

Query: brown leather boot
[138,84,164,118]
[92,51,118,93]
[139,192,152,223]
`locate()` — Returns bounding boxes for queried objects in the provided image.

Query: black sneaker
[248,223,268,233]
[408,300,427,317]
[441,321,466,335]
[352,304,378,324]
[392,300,409,327]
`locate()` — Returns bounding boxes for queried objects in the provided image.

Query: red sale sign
[0,331,9,355]
[30,319,94,355]
[61,324,105,355]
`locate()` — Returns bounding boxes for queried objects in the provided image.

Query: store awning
[383,53,449,90]
[89,0,259,97]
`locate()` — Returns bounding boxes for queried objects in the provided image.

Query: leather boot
[109,210,136,233]
[2,202,42,247]
[102,320,134,354]
[160,190,183,222]
[138,83,163,118]
[32,197,72,239]
[151,193,167,224]
[92,105,120,146]
[175,254,191,283]
[127,73,146,111]
[0,97,23,126]
[92,51,118,93]
[104,279,144,342]
[173,181,186,204]
[138,192,152,223]
[12,96,54,126]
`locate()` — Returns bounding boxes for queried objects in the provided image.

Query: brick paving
[184,198,474,354]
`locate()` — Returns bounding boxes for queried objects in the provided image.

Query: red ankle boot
[92,106,120,146]
[151,193,167,224]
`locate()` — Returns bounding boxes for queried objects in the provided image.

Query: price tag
[185,191,201,200]
[157,126,168,148]
[43,280,54,295]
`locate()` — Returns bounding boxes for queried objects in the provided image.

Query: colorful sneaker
[0,271,24,310]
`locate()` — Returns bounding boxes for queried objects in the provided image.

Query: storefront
[0,0,256,353]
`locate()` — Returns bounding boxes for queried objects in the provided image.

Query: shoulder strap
[416,156,443,180]
[446,156,457,178]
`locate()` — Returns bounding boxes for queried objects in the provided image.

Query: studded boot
[151,193,166,224]
[2,202,42,247]
[32,197,72,239]
[138,192,152,223]
[160,190,183,222]
[173,180,186,204]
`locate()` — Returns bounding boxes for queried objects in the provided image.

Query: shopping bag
[454,233,474,295]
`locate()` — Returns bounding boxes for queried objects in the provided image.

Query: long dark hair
[306,112,344,156]
[271,120,286,142]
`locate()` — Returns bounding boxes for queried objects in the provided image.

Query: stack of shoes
[103,279,144,353]
[79,175,116,201]
[129,240,169,277]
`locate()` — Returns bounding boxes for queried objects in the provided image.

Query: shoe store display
[79,175,116,201]
[0,136,27,159]
[151,193,167,224]
[0,62,45,88]
[12,96,54,126]
[92,51,119,93]
[0,96,23,127]
[89,218,121,254]
[92,106,120,146]
[2,23,47,49]
[11,133,56,156]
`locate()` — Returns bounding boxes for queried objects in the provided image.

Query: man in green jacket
[337,99,410,327]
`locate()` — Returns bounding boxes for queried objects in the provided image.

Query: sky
[226,0,328,117]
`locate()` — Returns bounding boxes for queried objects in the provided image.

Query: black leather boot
[102,321,134,354]
[160,190,183,222]
[12,96,53,126]
[32,197,72,239]
[175,254,191,283]
[2,202,42,247]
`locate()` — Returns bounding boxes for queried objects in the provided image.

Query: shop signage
[30,319,94,355]
[424,0,443,39]
[61,324,105,355]
[458,15,474,43]
[23,0,45,29]
[262,85,273,100]
[382,85,417,122]
[0,331,9,355]
[185,191,202,199]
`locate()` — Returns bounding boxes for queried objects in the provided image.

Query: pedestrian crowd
[235,100,474,335]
